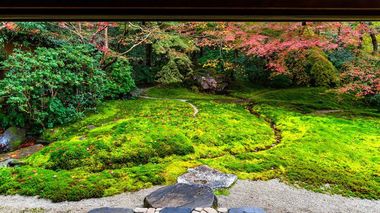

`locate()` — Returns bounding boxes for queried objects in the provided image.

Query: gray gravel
[0,179,379,213]
[218,180,380,213]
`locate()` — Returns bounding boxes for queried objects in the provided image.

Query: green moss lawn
[0,87,379,202]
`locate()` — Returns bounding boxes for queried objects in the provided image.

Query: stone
[0,144,44,162]
[0,127,26,153]
[217,208,228,213]
[0,159,16,168]
[87,125,96,130]
[147,208,156,213]
[134,208,148,213]
[160,207,193,213]
[203,207,217,213]
[228,208,266,213]
[144,183,217,208]
[177,165,237,189]
[200,77,217,91]
[88,207,134,213]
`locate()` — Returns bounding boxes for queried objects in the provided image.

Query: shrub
[0,45,135,130]
[366,94,380,110]
[245,57,269,84]
[104,58,135,98]
[339,53,380,97]
[285,51,311,86]
[307,49,340,87]
[269,74,293,88]
[156,59,185,84]
[328,48,355,70]
[0,44,106,129]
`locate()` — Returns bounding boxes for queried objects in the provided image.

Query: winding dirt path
[246,103,282,152]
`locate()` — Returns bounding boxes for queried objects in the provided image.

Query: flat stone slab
[0,144,44,161]
[88,207,134,213]
[160,207,192,213]
[144,183,217,208]
[177,165,237,189]
[228,207,266,213]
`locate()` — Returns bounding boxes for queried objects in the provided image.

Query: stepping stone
[160,207,193,213]
[144,183,217,208]
[177,165,237,189]
[0,144,44,161]
[88,207,134,213]
[228,207,266,213]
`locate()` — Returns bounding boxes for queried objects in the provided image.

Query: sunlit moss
[0,87,379,201]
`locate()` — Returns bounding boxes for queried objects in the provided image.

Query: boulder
[200,77,218,91]
[0,127,26,153]
[177,165,237,189]
[88,207,134,213]
[144,183,217,208]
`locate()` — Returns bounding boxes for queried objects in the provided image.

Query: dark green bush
[104,58,135,98]
[0,45,106,129]
[367,94,380,110]
[328,48,355,70]
[245,57,269,84]
[0,45,135,129]
[269,74,293,88]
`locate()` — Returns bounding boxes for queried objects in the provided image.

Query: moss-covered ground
[0,86,379,202]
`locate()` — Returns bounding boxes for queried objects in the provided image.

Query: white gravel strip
[0,179,379,213]
[218,179,380,213]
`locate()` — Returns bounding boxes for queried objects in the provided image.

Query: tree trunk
[234,49,239,61]
[370,32,378,55]
[145,43,152,66]
[104,26,109,50]
[358,22,364,50]
[369,22,378,55]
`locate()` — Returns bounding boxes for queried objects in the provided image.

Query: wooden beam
[0,0,379,20]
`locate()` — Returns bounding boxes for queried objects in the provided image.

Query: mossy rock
[0,127,26,153]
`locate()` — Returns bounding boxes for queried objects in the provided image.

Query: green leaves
[0,44,134,130]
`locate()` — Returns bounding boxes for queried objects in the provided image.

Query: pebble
[217,208,228,213]
[203,207,218,213]
[134,207,147,213]
[147,208,155,213]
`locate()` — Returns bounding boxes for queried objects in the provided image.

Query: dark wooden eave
[0,0,380,21]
